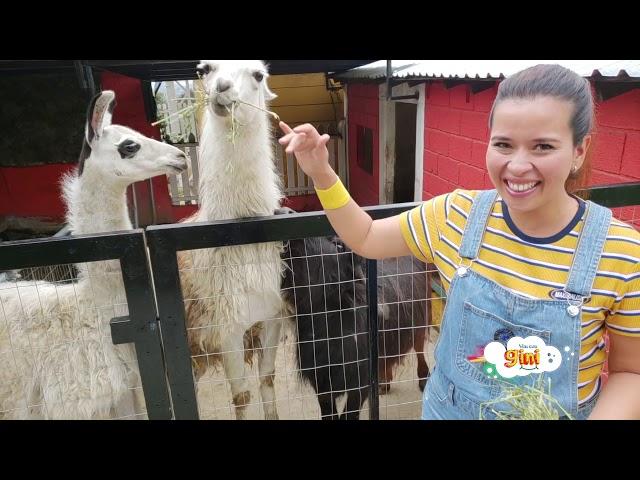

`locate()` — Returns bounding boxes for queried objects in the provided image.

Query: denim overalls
[422,190,611,420]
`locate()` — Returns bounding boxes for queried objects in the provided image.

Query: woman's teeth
[506,181,538,192]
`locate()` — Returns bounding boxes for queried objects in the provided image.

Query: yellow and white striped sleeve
[399,200,437,264]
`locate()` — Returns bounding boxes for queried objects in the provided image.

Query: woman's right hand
[278,122,336,187]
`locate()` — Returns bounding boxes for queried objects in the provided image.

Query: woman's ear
[573,134,591,171]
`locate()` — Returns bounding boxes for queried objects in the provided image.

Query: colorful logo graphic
[482,336,562,378]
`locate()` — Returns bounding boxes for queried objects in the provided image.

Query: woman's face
[486,96,589,216]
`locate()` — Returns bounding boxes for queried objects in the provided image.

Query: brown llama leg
[414,325,429,391]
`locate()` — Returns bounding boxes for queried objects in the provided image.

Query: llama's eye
[117,140,141,158]
[253,71,264,82]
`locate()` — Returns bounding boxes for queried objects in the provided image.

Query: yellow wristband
[315,177,351,210]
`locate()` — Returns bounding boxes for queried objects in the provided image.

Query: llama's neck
[63,167,132,236]
[196,111,283,221]
[62,165,132,294]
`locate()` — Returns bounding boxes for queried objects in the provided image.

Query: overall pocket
[455,301,551,388]
[422,369,450,420]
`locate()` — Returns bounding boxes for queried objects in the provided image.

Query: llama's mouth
[213,103,231,117]
[171,163,188,174]
[210,96,234,117]
[168,160,188,174]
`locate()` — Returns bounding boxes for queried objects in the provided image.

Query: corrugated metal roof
[0,60,377,81]
[334,60,640,81]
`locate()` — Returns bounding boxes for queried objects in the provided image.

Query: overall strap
[565,200,612,297]
[459,189,498,260]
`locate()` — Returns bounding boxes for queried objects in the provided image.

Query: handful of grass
[151,79,280,147]
[480,376,573,420]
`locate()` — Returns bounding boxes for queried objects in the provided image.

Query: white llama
[179,60,286,420]
[0,90,187,419]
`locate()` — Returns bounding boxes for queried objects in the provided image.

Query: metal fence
[0,231,171,419]
[0,182,638,419]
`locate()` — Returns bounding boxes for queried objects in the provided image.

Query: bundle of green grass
[480,375,573,420]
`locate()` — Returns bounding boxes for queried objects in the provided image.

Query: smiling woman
[486,97,587,238]
[485,65,596,239]
[277,63,640,420]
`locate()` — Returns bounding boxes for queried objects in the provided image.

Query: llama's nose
[175,158,188,172]
[216,78,232,93]
[172,151,187,167]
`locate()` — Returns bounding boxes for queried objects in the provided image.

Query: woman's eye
[493,142,510,149]
[534,143,554,151]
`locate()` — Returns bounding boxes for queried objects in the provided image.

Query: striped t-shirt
[399,189,640,405]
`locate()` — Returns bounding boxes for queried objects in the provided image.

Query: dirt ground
[191,326,439,420]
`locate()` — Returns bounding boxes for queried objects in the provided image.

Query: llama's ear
[85,90,116,144]
[196,62,211,77]
[263,83,277,102]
